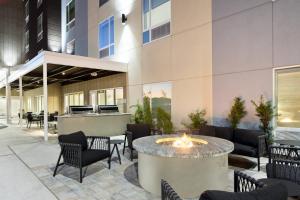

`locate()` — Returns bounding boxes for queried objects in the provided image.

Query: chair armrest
[234,171,265,192]
[59,143,82,167]
[126,131,133,149]
[257,135,267,157]
[86,136,110,152]
[161,179,182,200]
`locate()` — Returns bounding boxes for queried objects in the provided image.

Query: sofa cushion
[233,143,257,157]
[82,149,110,166]
[234,129,264,147]
[58,131,88,151]
[258,178,300,197]
[215,126,233,141]
[199,183,287,200]
[197,125,216,137]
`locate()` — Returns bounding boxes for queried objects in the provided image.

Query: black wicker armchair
[161,180,182,200]
[123,124,151,160]
[234,171,264,192]
[269,145,300,163]
[53,131,111,183]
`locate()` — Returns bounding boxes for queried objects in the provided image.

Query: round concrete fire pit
[133,134,234,198]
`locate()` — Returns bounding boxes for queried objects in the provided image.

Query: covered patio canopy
[0,51,128,141]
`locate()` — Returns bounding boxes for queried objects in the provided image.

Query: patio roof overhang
[0,51,128,89]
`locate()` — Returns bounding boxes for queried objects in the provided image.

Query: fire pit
[133,134,234,198]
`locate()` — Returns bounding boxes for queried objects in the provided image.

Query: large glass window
[94,88,124,111]
[64,92,84,112]
[142,0,171,44]
[37,14,43,42]
[99,16,114,58]
[276,67,300,128]
[143,82,172,117]
[34,96,44,113]
[66,0,75,31]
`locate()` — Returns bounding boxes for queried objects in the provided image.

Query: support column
[43,63,48,141]
[5,68,11,124]
[19,77,23,128]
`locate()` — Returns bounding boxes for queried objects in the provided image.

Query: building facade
[24,0,61,61]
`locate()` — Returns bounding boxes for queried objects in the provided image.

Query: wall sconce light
[122,14,127,25]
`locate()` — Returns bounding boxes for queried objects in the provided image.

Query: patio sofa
[194,125,267,171]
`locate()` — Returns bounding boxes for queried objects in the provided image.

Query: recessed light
[62,72,66,75]
[91,72,98,77]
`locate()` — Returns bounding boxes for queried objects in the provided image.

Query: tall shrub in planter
[156,107,173,134]
[251,95,277,144]
[131,103,144,124]
[143,96,153,128]
[182,109,207,132]
[228,97,247,129]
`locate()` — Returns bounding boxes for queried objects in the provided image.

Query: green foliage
[182,109,207,130]
[130,103,144,124]
[228,97,247,129]
[143,96,153,128]
[156,107,173,134]
[251,95,277,144]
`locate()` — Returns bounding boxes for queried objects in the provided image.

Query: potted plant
[143,96,153,128]
[227,97,247,129]
[182,109,207,133]
[156,107,173,134]
[251,95,277,144]
[130,102,144,124]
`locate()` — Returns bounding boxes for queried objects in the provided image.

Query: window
[64,92,84,112]
[142,0,171,44]
[143,82,172,117]
[37,14,43,42]
[98,16,114,58]
[25,31,29,53]
[27,97,32,111]
[99,0,109,7]
[25,1,29,23]
[37,0,42,8]
[66,40,75,54]
[66,0,75,31]
[276,67,300,128]
[34,96,44,113]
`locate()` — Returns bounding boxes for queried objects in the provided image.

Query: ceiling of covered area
[10,64,122,91]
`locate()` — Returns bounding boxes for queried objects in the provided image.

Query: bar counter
[57,113,131,136]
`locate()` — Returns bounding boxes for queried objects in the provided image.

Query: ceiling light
[62,72,66,75]
[91,72,98,77]
[122,14,127,25]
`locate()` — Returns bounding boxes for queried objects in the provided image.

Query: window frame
[25,1,29,23]
[37,13,43,42]
[37,0,42,8]
[66,0,75,32]
[66,39,75,55]
[25,31,29,53]
[142,0,171,45]
[98,16,115,58]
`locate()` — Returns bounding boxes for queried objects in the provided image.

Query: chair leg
[123,136,127,155]
[80,167,83,183]
[108,156,111,169]
[130,148,133,161]
[53,151,63,177]
[257,157,260,171]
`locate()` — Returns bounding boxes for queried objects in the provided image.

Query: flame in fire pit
[156,133,208,148]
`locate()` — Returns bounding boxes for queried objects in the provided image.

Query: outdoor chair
[259,159,300,197]
[26,112,40,128]
[269,145,300,163]
[123,123,151,160]
[53,131,111,183]
[161,179,182,200]
[233,170,265,192]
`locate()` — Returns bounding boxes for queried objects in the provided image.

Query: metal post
[19,76,23,127]
[5,68,11,124]
[43,63,48,141]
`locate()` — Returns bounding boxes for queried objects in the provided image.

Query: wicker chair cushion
[58,131,88,151]
[233,143,257,157]
[81,149,110,166]
[199,183,287,200]
[259,178,300,197]
[234,129,264,147]
[215,126,233,141]
[127,124,151,140]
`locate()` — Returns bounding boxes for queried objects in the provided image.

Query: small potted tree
[251,95,277,145]
[182,109,207,134]
[227,97,247,129]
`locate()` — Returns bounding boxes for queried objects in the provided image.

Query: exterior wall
[61,0,88,56]
[0,0,24,67]
[24,0,61,61]
[212,0,300,135]
[87,0,213,128]
[23,83,62,114]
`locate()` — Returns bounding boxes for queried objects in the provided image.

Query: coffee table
[110,139,124,164]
